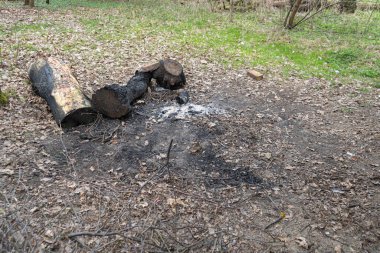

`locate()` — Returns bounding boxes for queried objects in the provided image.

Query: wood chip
[247,69,264,80]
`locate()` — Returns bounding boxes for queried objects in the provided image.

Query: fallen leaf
[167,198,186,207]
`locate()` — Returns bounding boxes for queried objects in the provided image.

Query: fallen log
[91,71,152,118]
[28,57,97,128]
[140,59,186,90]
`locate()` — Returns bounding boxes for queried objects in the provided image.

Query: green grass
[10,23,52,33]
[1,0,379,86]
[0,90,10,106]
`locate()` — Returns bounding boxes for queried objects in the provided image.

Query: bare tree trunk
[24,0,29,5]
[29,0,35,7]
[285,0,302,28]
[229,0,234,22]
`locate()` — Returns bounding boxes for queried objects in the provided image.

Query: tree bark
[28,57,97,128]
[29,0,35,7]
[285,0,303,28]
[140,59,186,90]
[91,71,152,118]
[24,0,29,5]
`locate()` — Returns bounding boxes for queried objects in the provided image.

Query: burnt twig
[166,139,174,166]
[68,231,120,238]
[265,211,286,230]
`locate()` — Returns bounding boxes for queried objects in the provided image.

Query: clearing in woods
[0,0,379,252]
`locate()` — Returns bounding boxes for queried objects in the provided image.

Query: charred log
[28,57,97,128]
[91,71,152,118]
[140,59,186,90]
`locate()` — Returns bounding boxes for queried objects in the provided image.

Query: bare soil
[1,7,379,253]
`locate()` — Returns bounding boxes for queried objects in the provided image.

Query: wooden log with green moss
[28,57,97,128]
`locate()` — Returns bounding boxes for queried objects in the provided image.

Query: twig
[264,211,286,230]
[68,231,167,251]
[265,195,286,229]
[291,1,342,28]
[319,228,350,246]
[166,139,174,166]
[68,231,120,238]
[134,139,175,195]
[267,195,280,212]
[103,124,120,143]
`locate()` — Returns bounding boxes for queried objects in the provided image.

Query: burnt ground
[1,7,380,253]
[1,67,379,252]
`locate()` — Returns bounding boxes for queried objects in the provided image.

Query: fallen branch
[68,231,120,238]
[264,211,286,230]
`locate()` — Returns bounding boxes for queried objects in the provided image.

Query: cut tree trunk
[140,59,186,90]
[91,71,152,118]
[28,57,97,128]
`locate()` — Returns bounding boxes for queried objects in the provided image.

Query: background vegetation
[1,0,379,87]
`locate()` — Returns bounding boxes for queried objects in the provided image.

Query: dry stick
[155,229,171,252]
[318,228,350,246]
[166,139,174,166]
[292,1,342,28]
[113,139,176,235]
[264,212,286,230]
[68,231,120,238]
[68,231,167,251]
[265,195,286,230]
[166,139,174,178]
[135,139,174,194]
[102,124,120,143]
[363,7,376,34]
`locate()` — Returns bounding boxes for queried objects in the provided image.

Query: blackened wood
[28,57,97,128]
[91,71,152,118]
[176,90,189,105]
[140,59,186,90]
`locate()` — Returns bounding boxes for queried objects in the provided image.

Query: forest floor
[1,2,380,253]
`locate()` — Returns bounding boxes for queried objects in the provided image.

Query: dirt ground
[1,7,380,253]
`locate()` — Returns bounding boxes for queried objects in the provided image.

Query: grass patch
[0,90,10,106]
[1,0,379,86]
[10,23,52,33]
